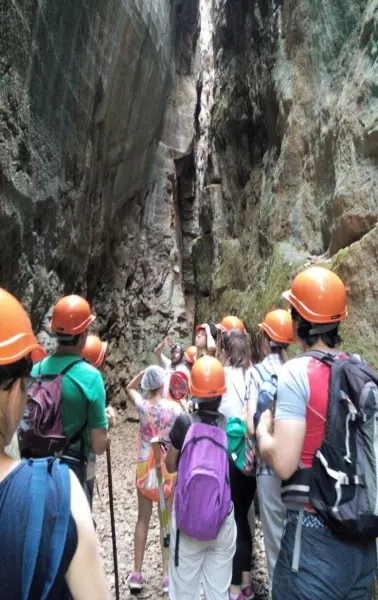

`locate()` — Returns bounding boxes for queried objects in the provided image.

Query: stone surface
[0,0,196,400]
[192,0,378,366]
[2,0,378,390]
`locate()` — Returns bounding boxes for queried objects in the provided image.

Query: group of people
[126,265,378,600]
[0,264,377,600]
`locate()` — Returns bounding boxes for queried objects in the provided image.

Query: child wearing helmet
[166,356,237,600]
[0,288,109,599]
[126,365,181,594]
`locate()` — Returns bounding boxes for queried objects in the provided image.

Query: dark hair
[291,307,341,348]
[0,356,32,383]
[221,329,250,371]
[209,323,218,341]
[195,396,222,411]
[57,333,81,347]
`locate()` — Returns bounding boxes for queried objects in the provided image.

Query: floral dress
[134,395,181,482]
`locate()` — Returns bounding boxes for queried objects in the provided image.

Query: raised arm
[154,338,171,368]
[126,370,145,404]
[203,324,216,356]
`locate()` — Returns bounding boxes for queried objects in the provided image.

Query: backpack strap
[62,420,89,456]
[22,460,48,600]
[22,459,71,599]
[253,363,277,384]
[59,359,84,376]
[37,358,84,379]
[40,460,71,599]
[303,350,335,365]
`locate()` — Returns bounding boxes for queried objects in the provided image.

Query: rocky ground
[93,415,270,600]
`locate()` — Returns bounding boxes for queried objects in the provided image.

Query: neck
[147,393,161,405]
[55,345,81,356]
[304,340,334,353]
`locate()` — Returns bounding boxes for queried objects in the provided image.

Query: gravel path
[93,415,269,599]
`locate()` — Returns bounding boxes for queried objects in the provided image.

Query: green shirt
[31,354,108,456]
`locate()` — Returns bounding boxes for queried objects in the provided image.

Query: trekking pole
[106,446,120,600]
[151,438,170,563]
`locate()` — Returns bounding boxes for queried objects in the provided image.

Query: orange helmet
[0,288,44,366]
[283,266,347,324]
[81,335,108,368]
[217,315,245,333]
[51,295,95,335]
[184,345,197,364]
[31,346,48,363]
[259,309,296,345]
[190,356,226,398]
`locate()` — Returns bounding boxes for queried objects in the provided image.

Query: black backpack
[282,350,378,541]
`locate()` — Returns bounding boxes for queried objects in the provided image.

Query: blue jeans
[273,517,377,600]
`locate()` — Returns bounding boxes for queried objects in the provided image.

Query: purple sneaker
[161,576,169,593]
[127,572,142,591]
[242,586,255,600]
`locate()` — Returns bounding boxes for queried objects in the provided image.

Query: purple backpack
[175,413,231,543]
[18,359,86,459]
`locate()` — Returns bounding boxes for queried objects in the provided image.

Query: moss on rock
[212,243,305,335]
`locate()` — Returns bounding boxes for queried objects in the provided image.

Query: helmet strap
[309,323,338,335]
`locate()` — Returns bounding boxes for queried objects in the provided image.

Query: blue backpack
[0,458,71,599]
[253,364,278,429]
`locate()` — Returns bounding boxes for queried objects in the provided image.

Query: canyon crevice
[1,0,378,402]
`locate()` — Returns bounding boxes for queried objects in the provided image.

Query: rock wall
[193,0,378,365]
[2,0,378,397]
[0,0,198,398]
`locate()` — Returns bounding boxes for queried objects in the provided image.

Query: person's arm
[246,369,259,437]
[154,339,171,368]
[90,429,108,455]
[66,471,110,600]
[105,406,116,428]
[203,324,216,356]
[255,362,308,480]
[165,414,185,473]
[165,444,180,473]
[126,370,145,404]
[88,372,109,456]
